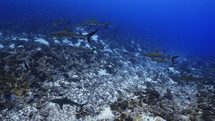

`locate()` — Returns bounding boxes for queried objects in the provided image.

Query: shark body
[85,19,111,29]
[142,50,179,64]
[49,29,98,43]
[51,97,87,110]
[74,23,91,28]
[53,20,70,26]
[209,68,215,72]
[177,75,209,81]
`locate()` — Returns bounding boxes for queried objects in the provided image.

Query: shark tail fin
[59,104,63,110]
[86,29,99,43]
[171,56,180,64]
[104,22,112,29]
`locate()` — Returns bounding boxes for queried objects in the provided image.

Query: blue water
[1,0,215,56]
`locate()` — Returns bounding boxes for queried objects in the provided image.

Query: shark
[51,97,87,110]
[74,23,91,28]
[177,75,209,81]
[53,20,70,26]
[85,19,111,29]
[209,68,215,72]
[49,29,99,43]
[142,50,180,64]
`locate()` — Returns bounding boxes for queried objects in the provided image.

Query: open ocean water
[0,0,215,121]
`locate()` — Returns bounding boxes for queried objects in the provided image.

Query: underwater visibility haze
[0,0,215,121]
[1,0,215,56]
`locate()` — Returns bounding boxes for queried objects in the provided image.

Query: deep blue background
[0,0,215,56]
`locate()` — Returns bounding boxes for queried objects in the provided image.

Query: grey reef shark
[49,28,99,43]
[142,50,180,64]
[52,19,70,26]
[51,97,87,110]
[85,18,112,29]
[177,75,210,81]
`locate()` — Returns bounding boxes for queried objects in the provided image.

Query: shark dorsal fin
[155,50,159,53]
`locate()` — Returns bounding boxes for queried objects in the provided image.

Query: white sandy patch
[168,67,180,74]
[145,77,153,82]
[74,39,85,47]
[100,39,106,45]
[91,35,98,42]
[81,32,88,35]
[17,45,24,48]
[37,47,42,51]
[141,112,166,121]
[72,75,79,78]
[76,27,84,31]
[35,38,49,46]
[190,68,196,71]
[137,44,142,51]
[54,39,60,44]
[98,69,110,76]
[103,47,112,53]
[9,44,15,48]
[97,107,114,120]
[63,39,73,46]
[12,36,17,40]
[19,38,28,42]
[0,44,4,49]
[135,53,140,57]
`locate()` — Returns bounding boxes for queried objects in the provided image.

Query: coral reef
[0,27,214,121]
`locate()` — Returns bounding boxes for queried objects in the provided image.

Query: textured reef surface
[0,27,214,121]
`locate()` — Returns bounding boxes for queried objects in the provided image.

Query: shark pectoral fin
[59,104,63,110]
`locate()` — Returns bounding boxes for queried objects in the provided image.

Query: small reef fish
[142,50,179,64]
[51,97,87,110]
[85,19,111,29]
[49,29,99,43]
